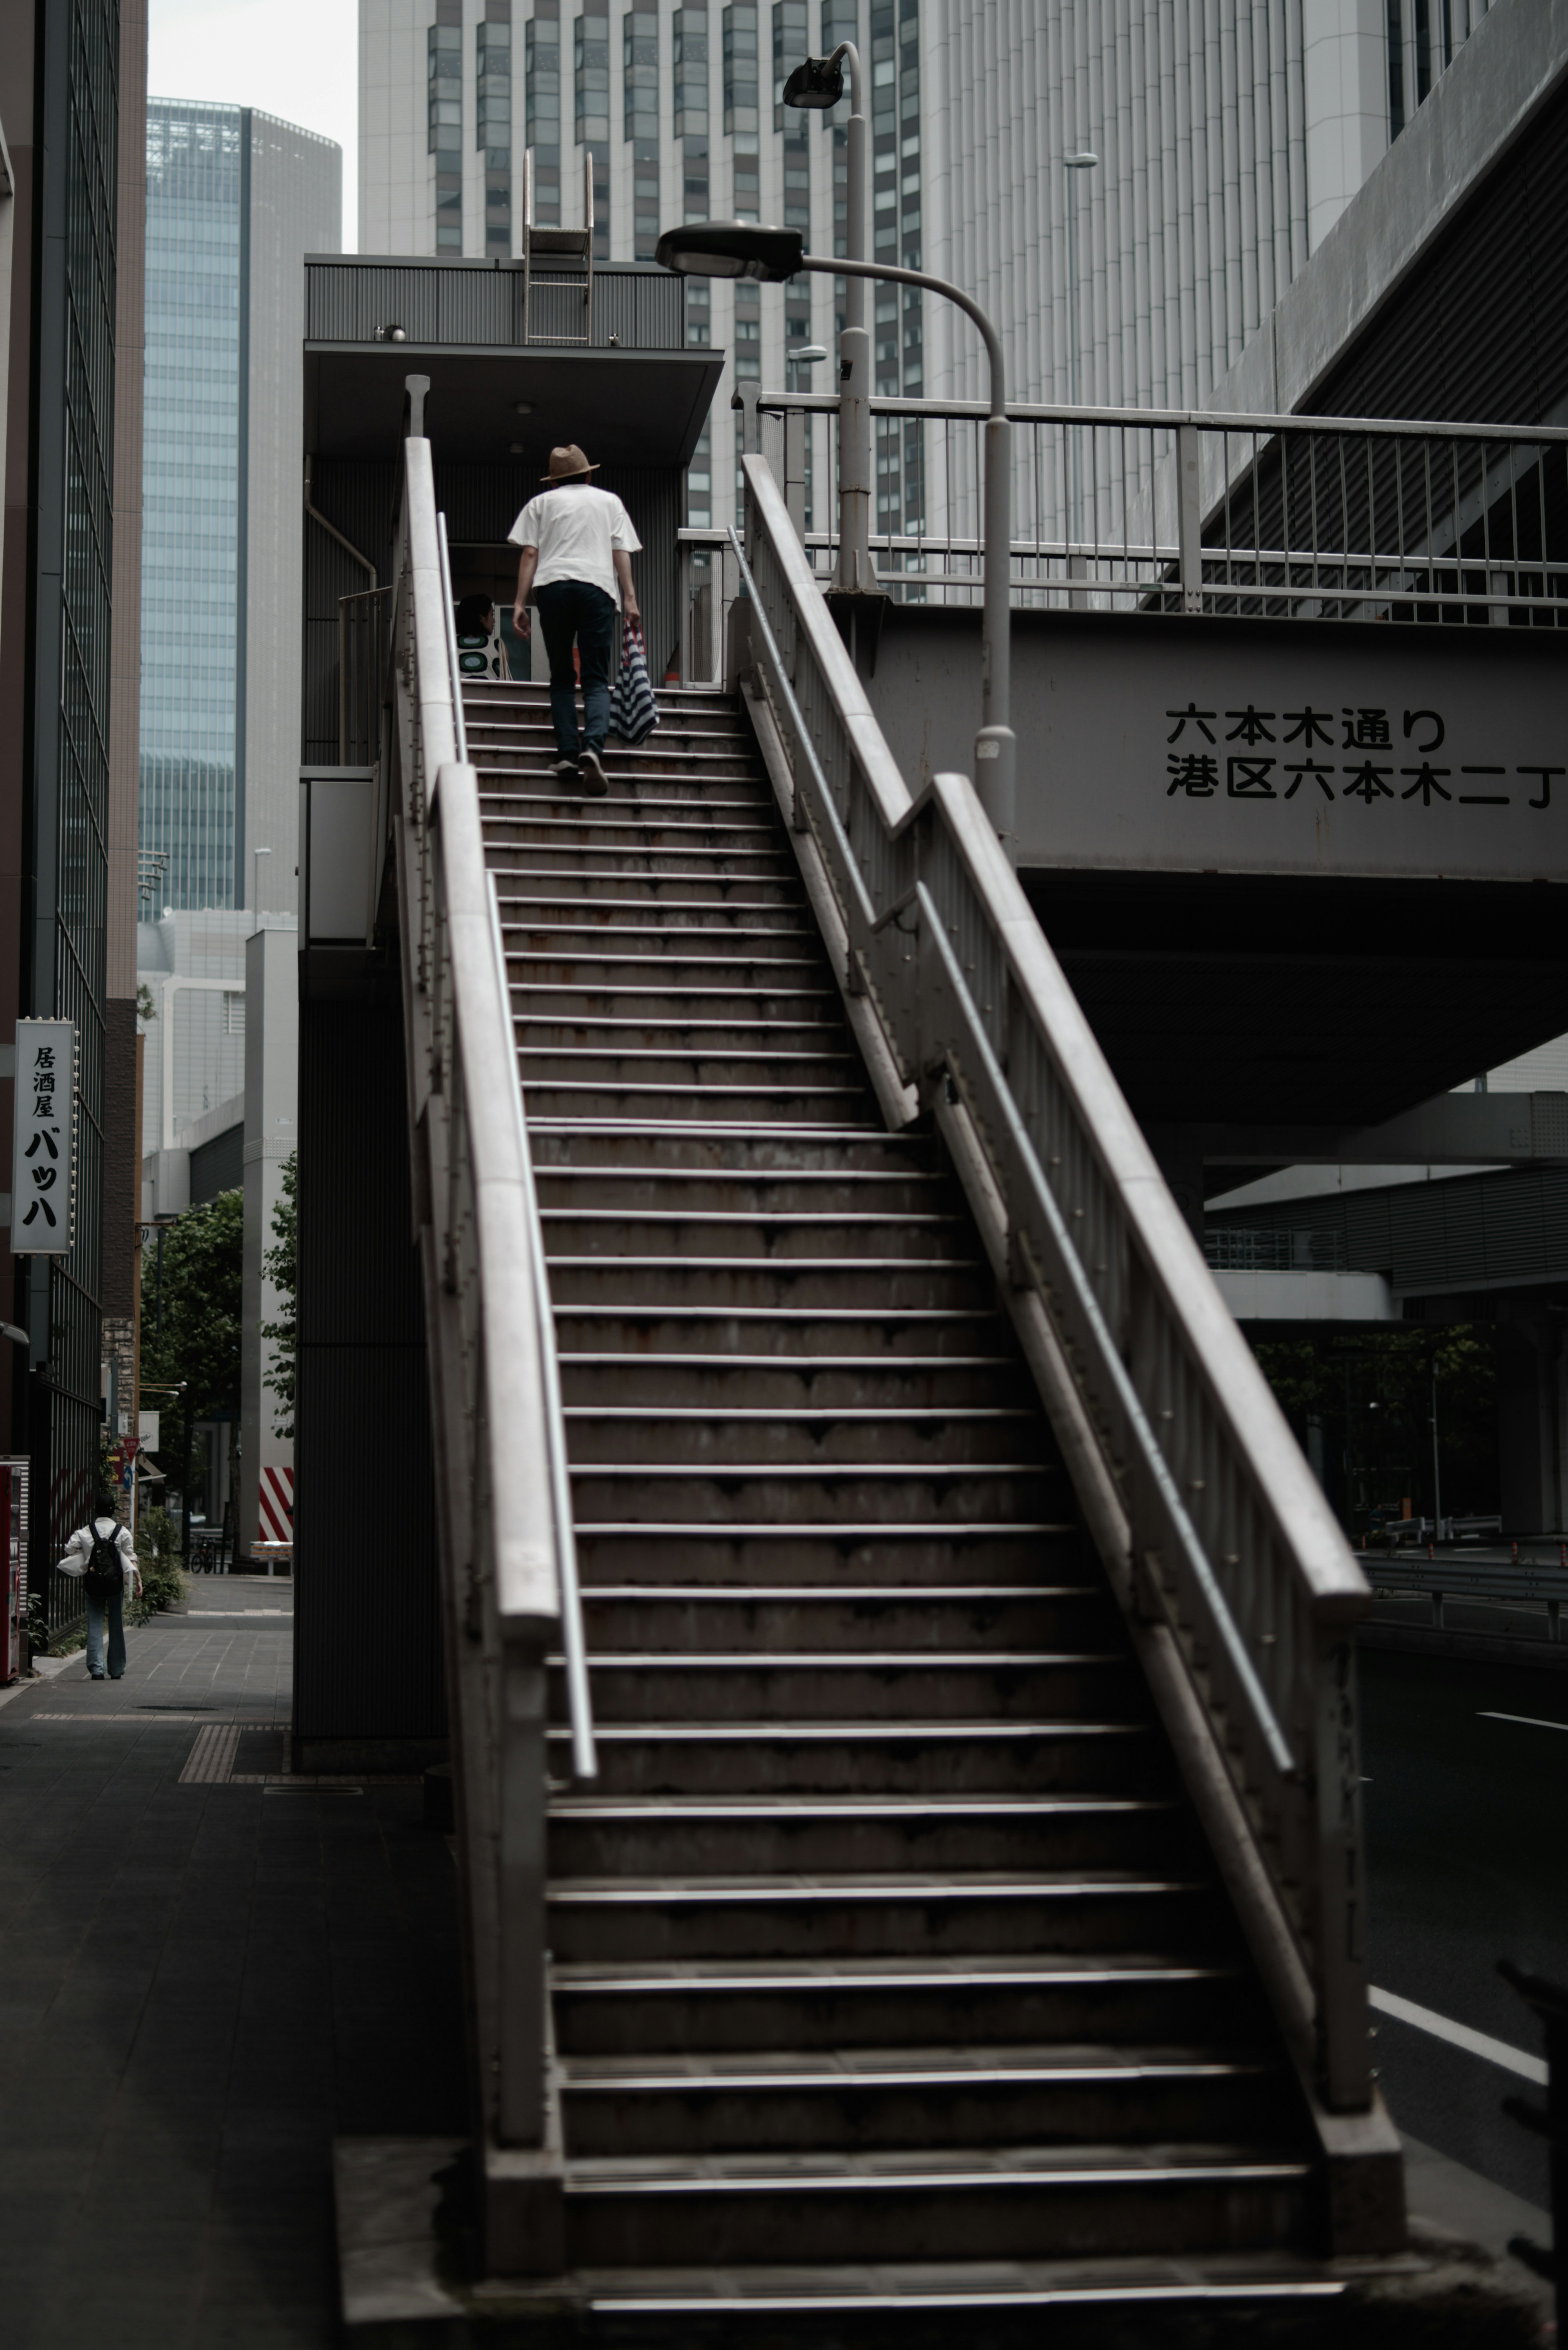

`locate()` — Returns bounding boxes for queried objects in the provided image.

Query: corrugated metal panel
[190,1120,245,1203]
[306,259,683,351]
[1309,77,1568,426]
[294,994,445,1745]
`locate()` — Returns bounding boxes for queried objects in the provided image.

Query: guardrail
[750,388,1568,626]
[1370,1553,1567,1637]
[389,435,595,2189]
[736,448,1383,2142]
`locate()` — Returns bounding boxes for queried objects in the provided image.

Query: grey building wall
[243,115,342,923]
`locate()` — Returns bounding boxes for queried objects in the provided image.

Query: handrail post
[497,1635,549,2142]
[1178,420,1203,613]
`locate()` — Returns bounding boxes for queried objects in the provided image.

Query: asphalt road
[1359,1641,1568,2210]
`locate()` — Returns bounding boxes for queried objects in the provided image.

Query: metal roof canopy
[303,345,723,468]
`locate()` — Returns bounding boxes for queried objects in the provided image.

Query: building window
[686,276,711,344]
[732,139,759,218]
[772,0,808,128]
[224,991,245,1035]
[429,4,464,250]
[575,10,610,142]
[683,132,710,219]
[478,11,512,255]
[624,7,658,138]
[782,127,809,232]
[526,3,562,223]
[722,2,758,134]
[735,279,761,377]
[674,6,708,137]
[526,6,564,223]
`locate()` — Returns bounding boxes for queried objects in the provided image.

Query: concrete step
[521,1084,878,1125]
[562,1409,1044,1468]
[546,1792,1184,1878]
[557,1354,1028,1411]
[532,1126,947,1178]
[550,1304,1016,1359]
[564,1463,1060,1526]
[557,2045,1285,2159]
[507,954,830,994]
[519,1043,864,1086]
[557,1649,1132,1723]
[484,810,782,851]
[537,1163,957,1214]
[541,1209,974,1263]
[547,1717,1167,1798]
[560,2144,1311,2267]
[572,1525,1085,1587]
[487,841,798,883]
[545,1260,997,1313]
[501,903,817,940]
[550,1953,1252,2058]
[513,986,843,1026]
[519,1021,860,1058]
[573,1585,1114,1650]
[546,1871,1231,1966]
[490,865,807,908]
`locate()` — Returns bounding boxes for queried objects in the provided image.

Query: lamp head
[788,343,828,363]
[655,222,804,282]
[783,55,844,110]
[1065,150,1100,170]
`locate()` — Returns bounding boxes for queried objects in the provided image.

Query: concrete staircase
[465,676,1317,2308]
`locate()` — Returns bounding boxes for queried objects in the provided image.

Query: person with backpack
[57,1492,140,1680]
[508,444,641,795]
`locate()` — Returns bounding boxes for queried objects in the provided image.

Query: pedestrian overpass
[294,275,1568,2317]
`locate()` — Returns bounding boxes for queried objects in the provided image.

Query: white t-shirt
[508,484,641,611]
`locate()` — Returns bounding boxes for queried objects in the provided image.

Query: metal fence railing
[751,390,1568,627]
[736,449,1392,2184]
[389,434,595,2185]
[1204,1228,1348,1274]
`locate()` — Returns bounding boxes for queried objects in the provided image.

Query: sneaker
[553,757,579,786]
[578,747,609,796]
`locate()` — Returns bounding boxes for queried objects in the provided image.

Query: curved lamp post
[656,221,1016,846]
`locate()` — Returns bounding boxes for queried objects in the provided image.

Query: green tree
[261,1151,297,1441]
[140,1189,244,1496]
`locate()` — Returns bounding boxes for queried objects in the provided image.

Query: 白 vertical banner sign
[11,1020,76,1254]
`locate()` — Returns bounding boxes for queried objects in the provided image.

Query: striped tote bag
[608,617,660,746]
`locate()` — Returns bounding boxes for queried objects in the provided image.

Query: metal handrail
[486,867,596,1784]
[735,447,1378,2116]
[390,433,594,2160]
[755,387,1568,445]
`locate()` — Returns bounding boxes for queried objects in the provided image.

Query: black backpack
[82,1518,123,1602]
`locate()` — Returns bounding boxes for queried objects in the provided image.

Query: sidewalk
[0,1610,466,2350]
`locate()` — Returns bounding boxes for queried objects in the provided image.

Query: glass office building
[140,102,340,915]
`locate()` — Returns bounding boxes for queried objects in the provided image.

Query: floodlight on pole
[784,43,871,596]
[655,224,1017,846]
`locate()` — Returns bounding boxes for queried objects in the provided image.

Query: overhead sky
[148,0,360,247]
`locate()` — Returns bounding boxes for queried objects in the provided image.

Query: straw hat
[541,443,599,483]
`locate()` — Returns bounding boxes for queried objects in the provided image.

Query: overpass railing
[752,389,1568,627]
[737,446,1380,2124]
[389,435,595,2176]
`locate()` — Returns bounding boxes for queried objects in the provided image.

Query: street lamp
[782,45,871,597]
[656,221,1017,845]
[1063,150,1098,564]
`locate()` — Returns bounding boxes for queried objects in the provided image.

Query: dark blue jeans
[535,580,617,761]
[85,1587,125,1678]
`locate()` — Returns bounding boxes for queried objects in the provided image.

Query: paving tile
[2,1614,463,2348]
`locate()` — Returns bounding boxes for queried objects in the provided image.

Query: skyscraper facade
[141,102,341,917]
[358,0,1496,540]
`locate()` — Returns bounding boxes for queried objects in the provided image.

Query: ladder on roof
[521,148,595,347]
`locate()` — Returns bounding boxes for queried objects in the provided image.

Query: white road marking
[1479,1710,1568,1734]
[1368,1986,1546,2085]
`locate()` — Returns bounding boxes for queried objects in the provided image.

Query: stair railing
[389,433,595,2179]
[735,449,1380,2130]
